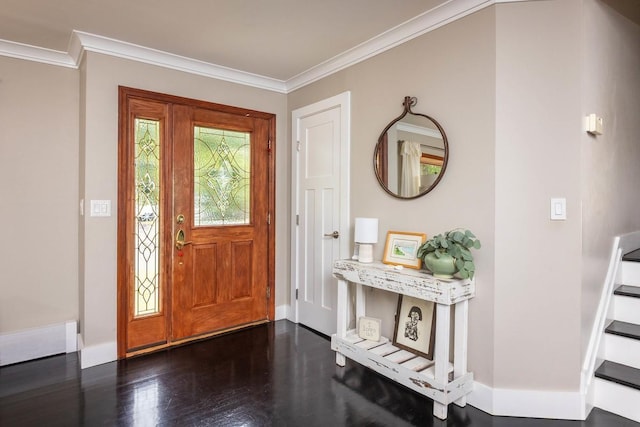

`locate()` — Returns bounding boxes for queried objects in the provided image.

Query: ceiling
[1,0,638,88]
[0,0,448,81]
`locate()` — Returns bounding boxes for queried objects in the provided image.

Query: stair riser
[604,334,640,370]
[620,261,640,286]
[594,378,640,423]
[614,295,640,325]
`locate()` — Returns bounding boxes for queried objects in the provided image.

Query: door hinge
[296,214,299,226]
[296,141,301,152]
[267,213,271,225]
[295,289,299,300]
[267,286,271,299]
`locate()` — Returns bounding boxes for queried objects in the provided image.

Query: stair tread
[606,320,640,340]
[596,361,640,391]
[614,285,640,298]
[622,248,640,262]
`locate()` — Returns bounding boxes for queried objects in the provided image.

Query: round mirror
[374,97,449,199]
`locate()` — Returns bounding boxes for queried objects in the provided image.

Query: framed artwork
[358,316,381,341]
[392,295,436,359]
[382,231,426,269]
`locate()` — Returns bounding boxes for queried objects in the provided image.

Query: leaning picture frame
[392,295,436,359]
[382,231,426,269]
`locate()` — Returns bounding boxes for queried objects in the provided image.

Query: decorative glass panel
[134,118,160,317]
[194,126,250,226]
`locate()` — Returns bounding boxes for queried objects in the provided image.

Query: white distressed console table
[331,260,475,420]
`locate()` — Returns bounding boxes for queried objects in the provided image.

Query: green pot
[424,252,457,278]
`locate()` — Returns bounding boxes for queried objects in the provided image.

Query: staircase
[593,248,640,422]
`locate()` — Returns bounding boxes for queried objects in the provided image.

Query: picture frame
[382,231,426,269]
[358,316,382,342]
[392,295,436,359]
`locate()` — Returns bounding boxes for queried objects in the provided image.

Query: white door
[291,92,350,336]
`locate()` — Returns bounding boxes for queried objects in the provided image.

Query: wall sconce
[354,217,378,263]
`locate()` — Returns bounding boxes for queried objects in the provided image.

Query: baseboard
[468,381,587,420]
[275,304,288,321]
[0,320,77,366]
[79,340,117,369]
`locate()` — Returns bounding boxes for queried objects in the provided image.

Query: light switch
[90,200,111,217]
[550,198,566,221]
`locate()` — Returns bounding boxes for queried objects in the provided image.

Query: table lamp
[354,217,378,263]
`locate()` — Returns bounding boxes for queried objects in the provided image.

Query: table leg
[433,303,450,419]
[335,278,348,366]
[454,299,469,407]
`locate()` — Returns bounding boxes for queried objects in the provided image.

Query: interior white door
[291,92,350,336]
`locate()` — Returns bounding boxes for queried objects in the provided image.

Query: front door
[291,92,350,336]
[118,87,275,356]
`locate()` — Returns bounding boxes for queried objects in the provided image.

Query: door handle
[175,229,192,250]
[323,231,340,239]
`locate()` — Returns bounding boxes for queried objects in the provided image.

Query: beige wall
[3,0,639,399]
[494,0,584,390]
[0,57,79,332]
[580,0,640,356]
[288,7,498,386]
[79,52,288,347]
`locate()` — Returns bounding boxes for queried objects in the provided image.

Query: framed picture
[358,316,381,341]
[382,231,426,269]
[392,295,436,359]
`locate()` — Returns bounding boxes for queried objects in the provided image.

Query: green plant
[417,229,481,279]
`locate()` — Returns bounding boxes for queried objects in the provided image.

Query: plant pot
[424,252,457,278]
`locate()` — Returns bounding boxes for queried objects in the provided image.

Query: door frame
[289,91,350,324]
[117,86,276,358]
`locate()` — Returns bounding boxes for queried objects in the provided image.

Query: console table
[331,260,475,420]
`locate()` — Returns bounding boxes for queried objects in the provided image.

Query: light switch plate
[550,198,566,221]
[90,199,111,217]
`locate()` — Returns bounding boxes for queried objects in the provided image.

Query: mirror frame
[374,96,449,200]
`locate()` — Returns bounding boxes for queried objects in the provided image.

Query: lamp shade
[354,218,378,244]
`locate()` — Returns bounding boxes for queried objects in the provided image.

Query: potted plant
[417,229,481,279]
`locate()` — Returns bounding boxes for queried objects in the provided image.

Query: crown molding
[0,39,75,68]
[285,0,493,92]
[70,31,288,93]
[0,0,498,93]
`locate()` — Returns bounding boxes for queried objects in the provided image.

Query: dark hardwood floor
[0,320,638,426]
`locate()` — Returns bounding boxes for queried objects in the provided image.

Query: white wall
[0,56,79,333]
[580,0,640,358]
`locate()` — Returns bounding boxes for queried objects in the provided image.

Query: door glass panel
[134,118,160,317]
[194,126,251,226]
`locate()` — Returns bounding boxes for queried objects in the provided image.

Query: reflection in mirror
[374,97,448,199]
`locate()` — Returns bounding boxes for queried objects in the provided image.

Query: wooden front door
[118,87,275,357]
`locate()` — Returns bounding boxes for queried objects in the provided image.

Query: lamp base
[358,244,373,263]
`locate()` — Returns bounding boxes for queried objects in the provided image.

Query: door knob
[323,231,340,239]
[175,229,192,250]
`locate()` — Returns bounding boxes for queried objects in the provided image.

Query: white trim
[581,231,640,398]
[285,0,492,92]
[275,304,288,321]
[581,236,622,396]
[290,92,351,325]
[0,320,78,366]
[71,31,288,93]
[0,0,500,93]
[397,122,443,140]
[0,39,76,68]
[595,378,640,423]
[468,381,587,420]
[79,340,117,369]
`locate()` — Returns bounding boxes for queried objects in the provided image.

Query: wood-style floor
[1,320,638,427]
